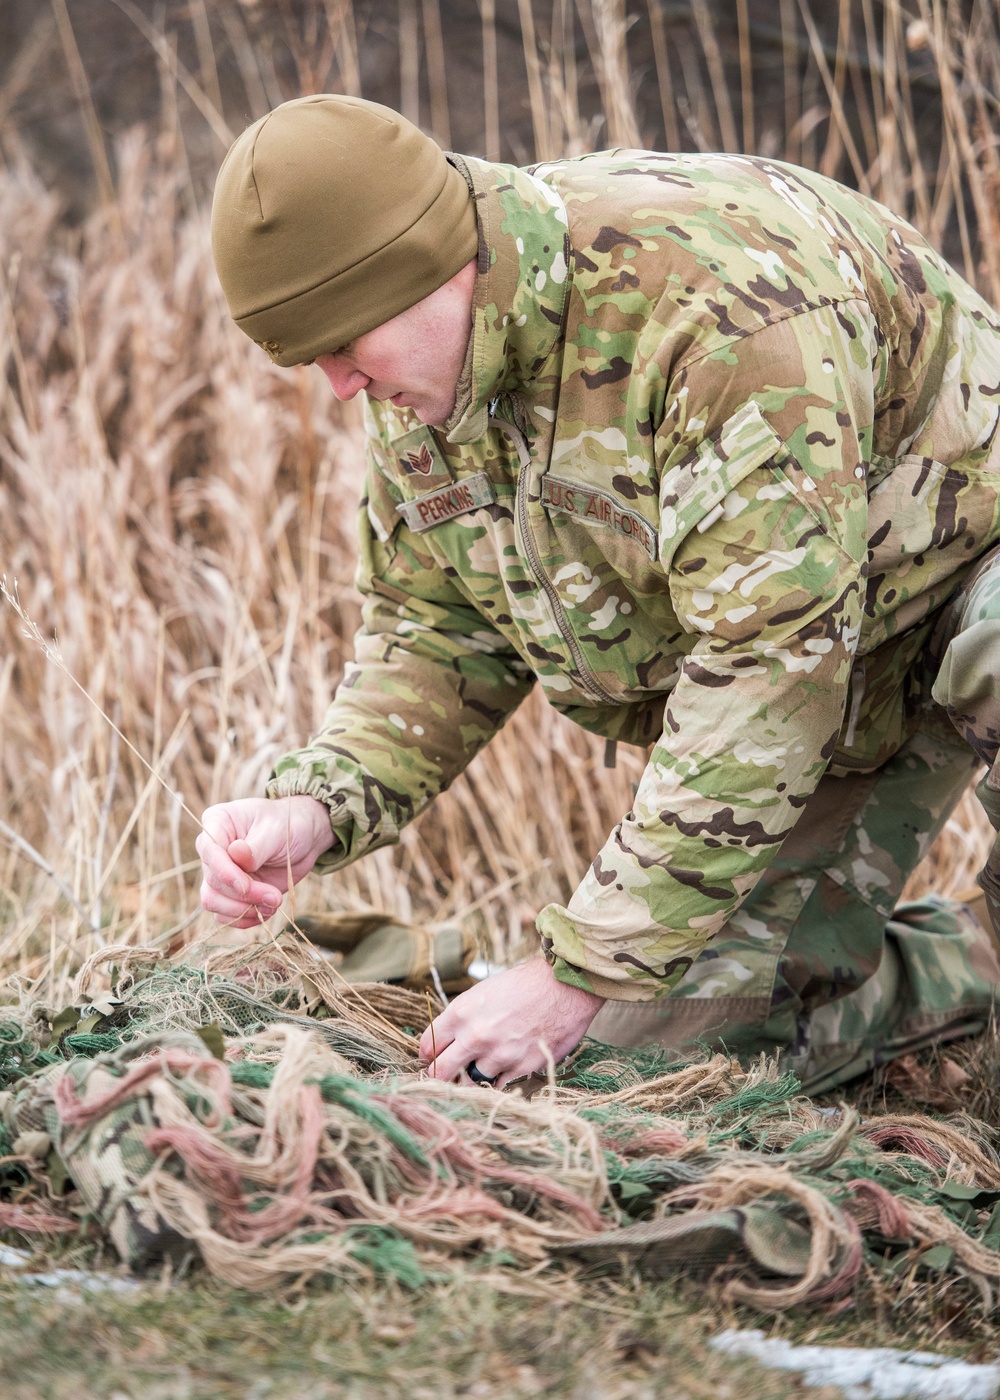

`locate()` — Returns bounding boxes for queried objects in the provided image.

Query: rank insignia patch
[404,443,435,475]
[392,426,449,483]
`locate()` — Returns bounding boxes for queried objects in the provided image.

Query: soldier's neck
[444,155,571,446]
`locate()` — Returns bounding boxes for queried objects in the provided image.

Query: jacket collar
[444,156,571,445]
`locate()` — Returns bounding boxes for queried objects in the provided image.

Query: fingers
[227,838,260,874]
[198,876,279,926]
[419,1012,478,1082]
[196,830,281,907]
[418,1018,443,1064]
[423,1045,529,1089]
[198,879,277,921]
[419,1018,534,1088]
[195,797,336,929]
[416,962,599,1091]
[423,1041,471,1084]
[196,807,283,922]
[198,803,242,850]
[418,992,522,1085]
[195,829,244,896]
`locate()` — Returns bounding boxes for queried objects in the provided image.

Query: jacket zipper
[490,410,619,706]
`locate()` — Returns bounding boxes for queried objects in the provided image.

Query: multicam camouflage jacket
[267,149,1000,1001]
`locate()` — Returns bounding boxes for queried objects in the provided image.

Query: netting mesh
[2,934,1000,1312]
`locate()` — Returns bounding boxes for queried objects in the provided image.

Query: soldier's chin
[413,400,450,427]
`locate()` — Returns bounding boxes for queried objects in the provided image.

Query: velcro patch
[658,400,784,568]
[396,473,496,531]
[541,475,658,559]
[392,425,451,486]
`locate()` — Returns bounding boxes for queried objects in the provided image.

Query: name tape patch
[396,472,496,532]
[541,475,658,559]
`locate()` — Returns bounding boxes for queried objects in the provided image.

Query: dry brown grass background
[0,0,998,1000]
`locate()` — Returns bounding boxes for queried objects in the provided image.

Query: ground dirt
[0,1270,891,1400]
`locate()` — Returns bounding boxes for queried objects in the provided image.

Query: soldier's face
[315,259,477,426]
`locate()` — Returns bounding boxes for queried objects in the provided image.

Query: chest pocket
[658,400,786,568]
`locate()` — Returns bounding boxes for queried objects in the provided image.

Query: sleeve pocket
[363,466,406,545]
[658,399,785,569]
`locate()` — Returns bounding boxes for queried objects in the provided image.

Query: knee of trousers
[940,604,1000,931]
[933,617,1000,767]
[933,548,1000,765]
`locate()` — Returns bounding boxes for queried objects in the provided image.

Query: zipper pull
[489,412,532,470]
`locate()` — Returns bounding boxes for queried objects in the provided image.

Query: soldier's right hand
[196,795,337,928]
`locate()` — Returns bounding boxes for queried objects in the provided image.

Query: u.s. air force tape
[540,476,658,559]
[396,473,496,531]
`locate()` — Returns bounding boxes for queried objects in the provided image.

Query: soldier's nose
[315,355,369,401]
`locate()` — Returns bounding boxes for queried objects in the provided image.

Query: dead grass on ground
[0,1270,853,1400]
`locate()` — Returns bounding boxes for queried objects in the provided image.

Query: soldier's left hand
[417,955,605,1088]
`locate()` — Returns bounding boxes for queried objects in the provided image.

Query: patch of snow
[1,1246,140,1296]
[711,1329,1000,1400]
[18,1268,141,1294]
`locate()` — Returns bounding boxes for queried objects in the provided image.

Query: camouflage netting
[4,928,1000,1311]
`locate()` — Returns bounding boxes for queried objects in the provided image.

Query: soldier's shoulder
[528,151,917,263]
[529,149,802,210]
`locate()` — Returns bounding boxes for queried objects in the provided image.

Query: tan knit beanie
[211,95,479,367]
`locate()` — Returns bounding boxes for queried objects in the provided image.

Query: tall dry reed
[0,0,997,995]
[0,129,653,988]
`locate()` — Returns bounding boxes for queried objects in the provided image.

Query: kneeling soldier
[198,95,1000,1094]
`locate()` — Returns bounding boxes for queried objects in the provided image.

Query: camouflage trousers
[590,551,1000,1095]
